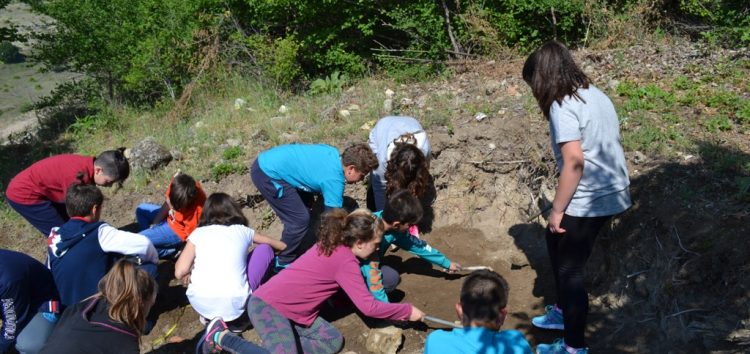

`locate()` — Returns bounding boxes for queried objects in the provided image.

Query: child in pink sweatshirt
[197,209,425,354]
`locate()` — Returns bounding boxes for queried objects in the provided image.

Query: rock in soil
[365,326,403,354]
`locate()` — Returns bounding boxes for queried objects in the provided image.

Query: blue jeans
[15,312,57,354]
[136,203,183,258]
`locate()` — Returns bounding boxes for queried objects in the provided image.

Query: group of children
[1,40,631,354]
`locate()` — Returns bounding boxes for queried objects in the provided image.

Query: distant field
[0,2,79,137]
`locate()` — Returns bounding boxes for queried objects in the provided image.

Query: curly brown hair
[384,143,429,198]
[317,208,383,257]
[341,143,379,174]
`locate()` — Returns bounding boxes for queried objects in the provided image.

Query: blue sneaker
[536,338,588,354]
[532,304,564,330]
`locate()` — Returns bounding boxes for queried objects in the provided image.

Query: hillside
[0,34,748,353]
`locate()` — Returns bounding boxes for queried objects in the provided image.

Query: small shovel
[424,315,462,329]
[458,265,494,272]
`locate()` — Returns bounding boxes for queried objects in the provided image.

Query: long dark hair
[522,40,589,119]
[198,193,248,227]
[317,208,383,257]
[384,143,429,199]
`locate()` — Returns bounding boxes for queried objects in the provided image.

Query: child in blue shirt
[250,143,378,270]
[47,184,158,308]
[0,249,60,354]
[361,190,460,302]
[424,270,533,354]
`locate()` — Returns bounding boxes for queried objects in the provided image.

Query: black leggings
[545,214,610,348]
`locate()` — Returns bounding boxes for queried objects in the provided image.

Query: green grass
[222,146,243,160]
[65,70,415,186]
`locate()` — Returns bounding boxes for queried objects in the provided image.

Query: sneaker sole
[531,319,564,330]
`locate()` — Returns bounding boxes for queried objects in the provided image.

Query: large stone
[129,137,172,171]
[365,326,402,354]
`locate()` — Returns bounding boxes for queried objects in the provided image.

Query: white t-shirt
[186,224,255,321]
[549,85,632,217]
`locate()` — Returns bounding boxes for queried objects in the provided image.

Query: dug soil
[2,39,748,354]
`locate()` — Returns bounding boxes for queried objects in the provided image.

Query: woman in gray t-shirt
[522,41,631,354]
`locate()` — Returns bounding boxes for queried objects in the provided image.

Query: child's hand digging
[447,262,462,274]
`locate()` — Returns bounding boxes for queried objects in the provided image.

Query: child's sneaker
[532,304,564,330]
[536,338,588,354]
[196,317,227,354]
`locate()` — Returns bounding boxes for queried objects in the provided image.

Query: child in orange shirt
[135,173,206,258]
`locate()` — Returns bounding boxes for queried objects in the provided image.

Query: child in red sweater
[6,149,130,236]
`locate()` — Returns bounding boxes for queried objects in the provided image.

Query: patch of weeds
[19,102,35,113]
[34,84,42,90]
[704,90,740,111]
[210,162,246,182]
[222,146,243,160]
[661,112,680,124]
[28,76,36,82]
[736,101,750,125]
[67,111,121,141]
[423,110,450,128]
[622,96,655,112]
[308,71,348,96]
[385,63,442,84]
[622,125,666,152]
[617,82,674,112]
[703,115,732,132]
[677,89,698,106]
[672,75,693,90]
[699,143,750,176]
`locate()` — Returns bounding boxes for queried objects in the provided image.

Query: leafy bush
[0,41,23,63]
[242,34,302,89]
[67,110,122,141]
[308,71,348,96]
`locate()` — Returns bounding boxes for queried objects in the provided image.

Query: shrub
[222,146,243,160]
[308,71,348,96]
[243,34,303,89]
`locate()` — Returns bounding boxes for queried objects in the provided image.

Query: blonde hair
[97,259,157,337]
[317,208,384,256]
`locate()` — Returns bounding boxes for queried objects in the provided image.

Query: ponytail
[98,259,157,337]
[317,209,383,257]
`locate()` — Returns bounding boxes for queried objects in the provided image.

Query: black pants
[545,214,610,348]
[251,159,312,265]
